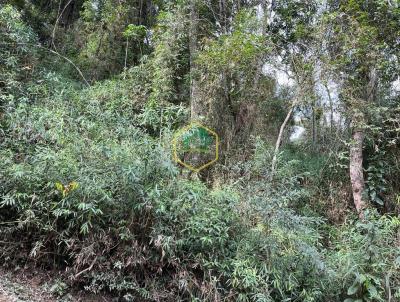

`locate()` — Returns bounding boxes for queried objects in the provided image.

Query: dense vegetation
[0,0,399,301]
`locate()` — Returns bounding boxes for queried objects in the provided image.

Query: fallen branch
[74,256,98,279]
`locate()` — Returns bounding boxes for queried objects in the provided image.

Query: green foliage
[270,0,318,56]
[0,2,400,302]
[71,0,155,79]
[123,24,147,40]
[0,5,38,101]
[195,10,276,146]
[326,212,400,301]
[362,103,400,209]
[180,126,214,152]
[49,279,69,297]
[198,31,263,73]
[149,6,189,105]
[325,0,400,94]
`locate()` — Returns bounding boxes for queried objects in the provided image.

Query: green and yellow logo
[172,122,219,172]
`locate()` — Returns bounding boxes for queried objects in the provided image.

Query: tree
[324,0,400,218]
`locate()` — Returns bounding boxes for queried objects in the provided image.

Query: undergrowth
[1,5,399,302]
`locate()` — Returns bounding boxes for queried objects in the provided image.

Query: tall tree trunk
[188,0,206,177]
[124,37,129,76]
[312,103,316,147]
[349,117,366,219]
[189,0,204,121]
[349,67,377,219]
[219,0,227,33]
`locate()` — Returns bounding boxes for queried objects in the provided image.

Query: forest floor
[0,267,53,302]
[0,267,112,302]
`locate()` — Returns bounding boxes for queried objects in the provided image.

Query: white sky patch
[290,126,306,141]
[263,61,295,87]
[275,69,295,86]
[264,62,345,139]
[315,79,342,125]
[256,1,275,26]
[91,0,99,11]
[392,78,400,92]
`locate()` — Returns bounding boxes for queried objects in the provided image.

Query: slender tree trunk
[271,103,294,179]
[124,37,129,78]
[349,118,366,219]
[349,67,376,219]
[219,0,227,33]
[312,103,316,147]
[324,82,334,136]
[188,0,205,176]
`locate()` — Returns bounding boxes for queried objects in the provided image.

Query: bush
[325,211,400,302]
